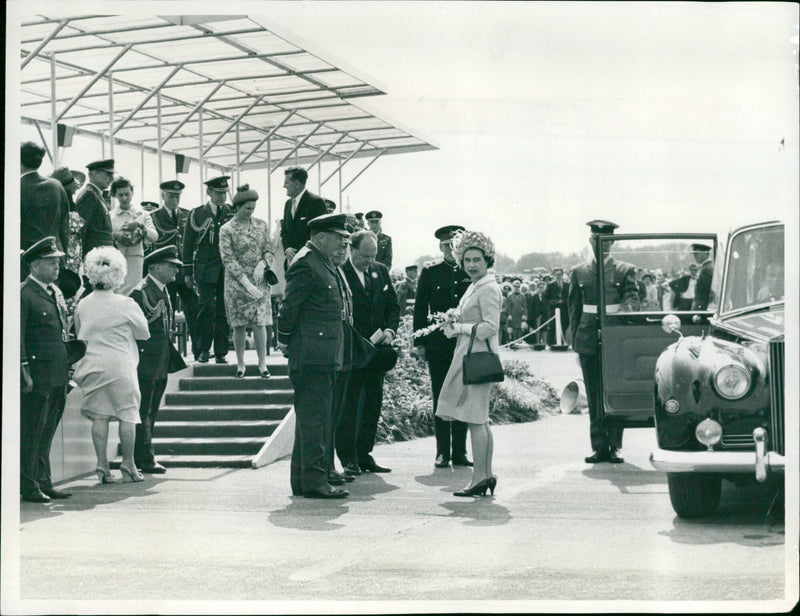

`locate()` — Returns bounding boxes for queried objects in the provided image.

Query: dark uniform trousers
[135,377,167,467]
[196,272,229,357]
[579,353,623,451]
[328,369,351,470]
[428,346,468,460]
[336,365,385,466]
[290,368,335,494]
[21,386,66,494]
[167,277,199,355]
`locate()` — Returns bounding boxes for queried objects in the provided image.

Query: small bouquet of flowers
[116,220,146,247]
[413,308,461,339]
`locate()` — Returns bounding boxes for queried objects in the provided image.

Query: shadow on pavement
[582,463,668,494]
[659,482,785,548]
[414,466,473,489]
[436,499,512,527]
[268,497,349,531]
[347,474,400,502]
[20,477,167,524]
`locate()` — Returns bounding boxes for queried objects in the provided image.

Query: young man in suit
[280,167,327,270]
[20,237,72,503]
[151,180,199,359]
[130,246,187,474]
[336,230,400,475]
[413,225,473,468]
[20,142,70,267]
[183,176,233,364]
[76,159,115,256]
[277,213,354,499]
[545,267,569,346]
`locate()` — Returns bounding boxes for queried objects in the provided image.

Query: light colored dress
[436,273,502,424]
[110,205,159,295]
[72,290,150,423]
[219,215,274,328]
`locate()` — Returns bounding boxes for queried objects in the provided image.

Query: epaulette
[423,258,443,269]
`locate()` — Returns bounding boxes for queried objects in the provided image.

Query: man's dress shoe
[21,490,51,503]
[197,351,210,363]
[434,454,450,468]
[41,487,72,499]
[214,355,229,364]
[451,456,473,467]
[584,450,609,463]
[362,459,391,473]
[607,449,624,464]
[141,462,167,474]
[343,462,362,476]
[303,487,349,499]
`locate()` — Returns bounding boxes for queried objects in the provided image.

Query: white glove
[241,277,264,300]
[253,260,266,284]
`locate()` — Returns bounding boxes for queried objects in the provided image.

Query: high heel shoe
[487,476,497,495]
[453,477,492,497]
[119,464,144,483]
[96,467,116,484]
[259,367,271,379]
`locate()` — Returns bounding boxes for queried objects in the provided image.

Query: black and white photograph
[4,1,798,613]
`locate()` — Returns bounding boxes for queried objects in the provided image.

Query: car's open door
[597,233,718,428]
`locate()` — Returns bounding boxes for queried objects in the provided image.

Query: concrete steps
[118,357,293,468]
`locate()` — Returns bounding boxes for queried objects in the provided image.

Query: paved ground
[5,349,793,613]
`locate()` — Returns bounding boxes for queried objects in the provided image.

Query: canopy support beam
[21,19,70,69]
[342,150,386,192]
[270,124,323,174]
[202,95,264,157]
[161,81,226,148]
[321,142,366,187]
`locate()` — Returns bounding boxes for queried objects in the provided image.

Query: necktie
[163,286,173,332]
[172,210,178,227]
[291,198,297,218]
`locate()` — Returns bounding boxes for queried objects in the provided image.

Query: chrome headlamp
[712,363,751,400]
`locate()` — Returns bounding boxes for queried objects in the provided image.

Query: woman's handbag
[462,324,505,385]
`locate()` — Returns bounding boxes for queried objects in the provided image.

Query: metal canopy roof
[19,14,436,174]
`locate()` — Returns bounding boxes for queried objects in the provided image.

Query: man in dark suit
[20,237,72,503]
[336,230,400,475]
[130,246,187,474]
[75,159,115,256]
[150,180,199,359]
[20,142,70,280]
[545,267,569,346]
[690,243,714,310]
[668,263,700,311]
[364,210,393,269]
[277,213,354,499]
[568,220,639,464]
[280,167,328,270]
[524,281,550,347]
[183,176,233,364]
[413,225,473,468]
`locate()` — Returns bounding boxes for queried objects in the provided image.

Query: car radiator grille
[769,336,785,456]
[720,434,755,448]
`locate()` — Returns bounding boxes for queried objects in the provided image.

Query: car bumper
[650,429,785,482]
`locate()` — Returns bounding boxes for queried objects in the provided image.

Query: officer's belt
[583,304,620,314]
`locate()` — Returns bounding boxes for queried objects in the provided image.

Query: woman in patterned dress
[219,185,275,378]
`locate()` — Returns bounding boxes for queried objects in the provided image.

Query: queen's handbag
[462,324,504,385]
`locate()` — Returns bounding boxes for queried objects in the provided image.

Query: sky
[8,1,799,271]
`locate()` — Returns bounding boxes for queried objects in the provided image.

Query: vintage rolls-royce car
[650,221,785,518]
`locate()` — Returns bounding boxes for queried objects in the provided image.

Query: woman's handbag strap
[466,323,492,355]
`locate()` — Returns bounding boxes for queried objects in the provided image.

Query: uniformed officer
[567,220,639,464]
[20,237,72,502]
[690,243,714,311]
[277,213,354,499]
[395,264,419,315]
[413,225,473,468]
[150,180,200,359]
[364,210,392,270]
[76,159,115,256]
[130,246,187,474]
[183,176,233,363]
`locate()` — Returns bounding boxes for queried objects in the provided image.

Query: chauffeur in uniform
[76,159,115,256]
[151,180,199,359]
[413,225,473,468]
[364,210,393,270]
[183,176,233,363]
[690,243,714,311]
[277,213,354,499]
[568,220,639,464]
[130,246,186,474]
[20,237,72,502]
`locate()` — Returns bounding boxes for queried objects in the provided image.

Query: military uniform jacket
[20,171,70,254]
[341,260,400,340]
[130,276,181,379]
[692,259,714,310]
[280,190,328,253]
[278,242,349,372]
[21,277,69,389]
[75,183,113,255]
[413,259,471,356]
[375,232,393,270]
[150,206,191,255]
[568,257,638,356]
[182,202,233,284]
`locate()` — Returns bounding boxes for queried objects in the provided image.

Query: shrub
[375,317,560,444]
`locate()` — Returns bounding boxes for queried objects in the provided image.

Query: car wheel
[667,473,722,519]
